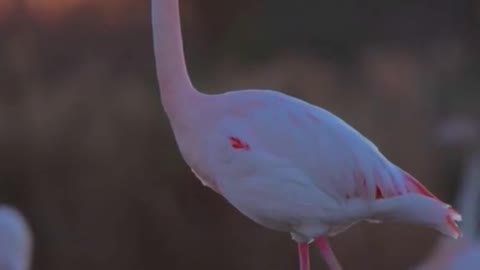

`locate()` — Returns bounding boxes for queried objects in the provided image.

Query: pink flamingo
[0,205,33,270]
[414,118,480,270]
[151,0,462,269]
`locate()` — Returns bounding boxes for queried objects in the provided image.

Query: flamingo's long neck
[151,0,202,120]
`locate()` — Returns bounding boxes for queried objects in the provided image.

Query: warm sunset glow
[25,0,84,21]
[0,0,15,23]
[22,0,148,24]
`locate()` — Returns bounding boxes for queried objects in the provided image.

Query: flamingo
[151,0,463,269]
[414,117,480,270]
[0,205,33,270]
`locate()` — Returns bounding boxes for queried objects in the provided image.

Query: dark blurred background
[1,0,480,269]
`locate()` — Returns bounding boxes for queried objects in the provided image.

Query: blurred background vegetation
[1,0,480,269]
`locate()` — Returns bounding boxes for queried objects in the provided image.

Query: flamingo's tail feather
[371,193,462,239]
[402,170,437,199]
[401,170,463,231]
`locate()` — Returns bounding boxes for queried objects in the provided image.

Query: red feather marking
[446,215,462,238]
[229,136,251,150]
[403,172,437,199]
[375,185,384,199]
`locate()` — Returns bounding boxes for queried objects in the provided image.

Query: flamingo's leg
[314,237,343,270]
[297,242,310,270]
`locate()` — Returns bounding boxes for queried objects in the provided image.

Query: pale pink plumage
[0,206,32,270]
[151,0,462,269]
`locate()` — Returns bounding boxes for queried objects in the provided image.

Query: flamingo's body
[151,0,462,269]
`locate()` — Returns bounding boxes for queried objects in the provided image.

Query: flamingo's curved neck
[152,0,201,118]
